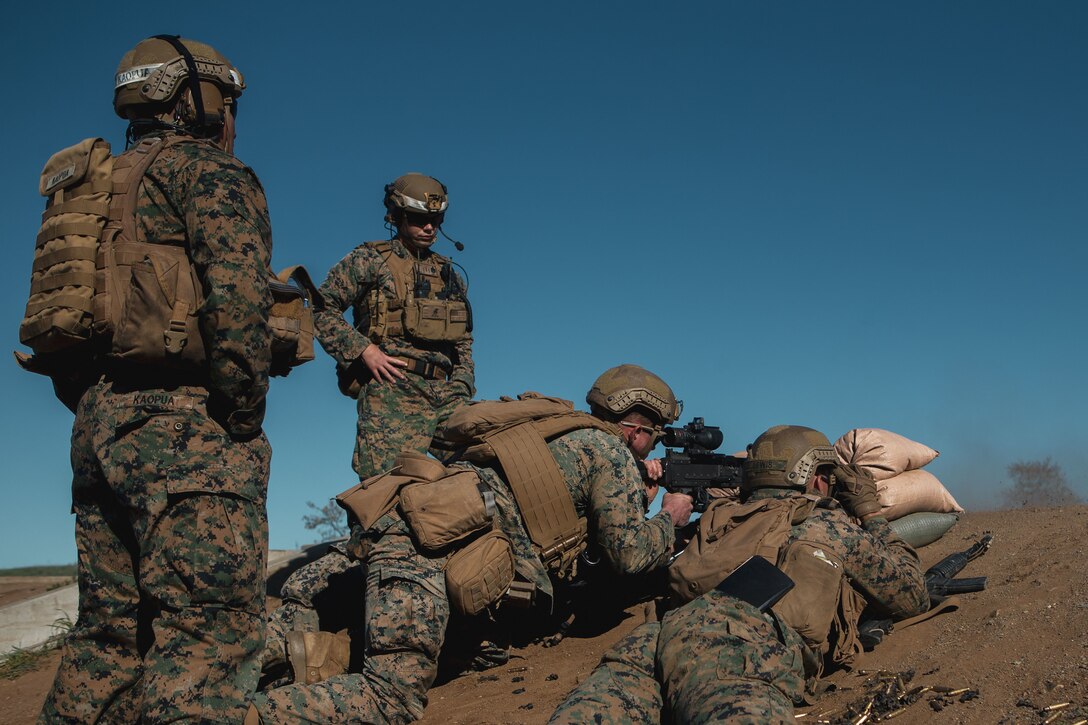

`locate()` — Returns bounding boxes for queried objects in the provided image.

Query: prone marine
[550,424,931,724]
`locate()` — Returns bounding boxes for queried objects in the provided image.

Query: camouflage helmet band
[602,387,682,424]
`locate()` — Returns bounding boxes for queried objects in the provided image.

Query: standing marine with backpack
[24,36,277,723]
[250,365,695,723]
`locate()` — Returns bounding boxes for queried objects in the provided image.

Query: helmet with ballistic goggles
[114,35,244,127]
[384,173,449,224]
[586,364,681,426]
[743,425,837,492]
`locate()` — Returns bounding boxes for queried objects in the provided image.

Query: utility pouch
[400,470,495,552]
[109,243,206,367]
[335,451,450,531]
[445,529,516,617]
[335,359,370,399]
[268,265,320,376]
[403,297,469,342]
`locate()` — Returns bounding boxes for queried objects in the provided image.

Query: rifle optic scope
[662,417,724,451]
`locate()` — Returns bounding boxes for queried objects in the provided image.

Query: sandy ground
[3,506,1086,724]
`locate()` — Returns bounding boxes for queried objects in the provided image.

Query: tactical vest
[19,135,316,378]
[362,240,469,344]
[668,495,865,680]
[434,393,621,580]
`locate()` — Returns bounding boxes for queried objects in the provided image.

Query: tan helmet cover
[384,173,449,223]
[743,425,837,492]
[586,364,681,425]
[114,36,244,120]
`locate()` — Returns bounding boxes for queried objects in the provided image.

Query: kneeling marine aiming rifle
[638,417,744,513]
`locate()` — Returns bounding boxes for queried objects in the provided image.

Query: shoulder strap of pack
[95,137,174,335]
[108,136,172,243]
[486,417,591,579]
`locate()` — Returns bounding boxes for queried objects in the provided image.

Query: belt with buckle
[393,357,449,381]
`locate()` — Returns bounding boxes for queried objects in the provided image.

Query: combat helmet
[586,364,681,426]
[743,425,837,492]
[114,35,244,127]
[384,173,449,224]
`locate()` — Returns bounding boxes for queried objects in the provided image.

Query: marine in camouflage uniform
[264,180,475,685]
[550,425,929,725]
[40,37,272,724]
[251,366,696,723]
[315,173,474,480]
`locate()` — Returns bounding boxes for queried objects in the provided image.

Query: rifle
[639,417,744,513]
[925,533,992,603]
[858,533,992,650]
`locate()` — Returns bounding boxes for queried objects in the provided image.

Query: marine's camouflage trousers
[261,533,367,676]
[353,374,468,479]
[548,623,663,725]
[40,379,270,724]
[253,513,449,723]
[550,592,806,725]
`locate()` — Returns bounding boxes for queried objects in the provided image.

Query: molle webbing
[364,240,466,343]
[20,138,113,353]
[487,422,587,579]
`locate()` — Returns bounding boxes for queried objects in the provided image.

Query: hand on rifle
[661,492,694,527]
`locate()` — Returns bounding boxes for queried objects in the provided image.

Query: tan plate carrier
[440,394,619,580]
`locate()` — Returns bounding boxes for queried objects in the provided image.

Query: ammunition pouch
[403,296,469,342]
[445,529,516,617]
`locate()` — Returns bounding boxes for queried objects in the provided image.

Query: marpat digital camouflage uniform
[252,426,676,723]
[550,489,928,725]
[40,132,273,724]
[314,237,474,479]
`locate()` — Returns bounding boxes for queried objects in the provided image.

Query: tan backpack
[19,136,317,378]
[21,138,112,354]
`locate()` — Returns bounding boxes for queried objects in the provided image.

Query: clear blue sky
[1,2,1085,568]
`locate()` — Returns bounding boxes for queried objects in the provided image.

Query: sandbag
[877,469,963,521]
[834,428,939,481]
[888,512,960,548]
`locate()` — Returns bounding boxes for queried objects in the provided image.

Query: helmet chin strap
[218,103,236,154]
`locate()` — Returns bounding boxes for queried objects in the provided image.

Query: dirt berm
[3,506,1086,724]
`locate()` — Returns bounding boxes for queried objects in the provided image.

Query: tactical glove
[832,464,883,521]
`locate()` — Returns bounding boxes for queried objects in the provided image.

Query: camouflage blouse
[136,132,272,434]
